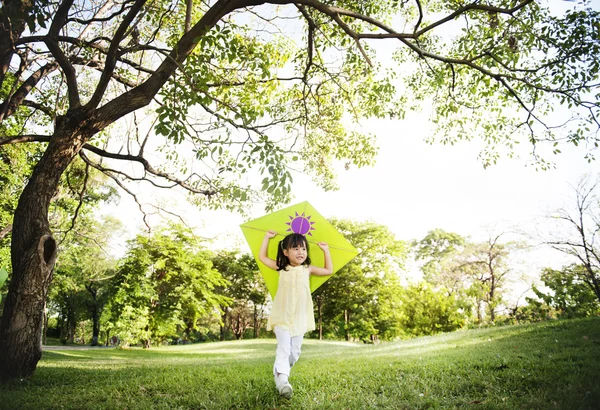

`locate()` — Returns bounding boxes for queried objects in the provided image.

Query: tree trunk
[86,284,100,346]
[253,304,258,339]
[0,117,90,380]
[344,309,350,342]
[219,309,228,341]
[316,295,323,340]
[0,234,56,379]
[42,301,48,346]
[584,264,600,303]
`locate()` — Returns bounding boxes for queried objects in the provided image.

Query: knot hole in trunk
[40,235,57,266]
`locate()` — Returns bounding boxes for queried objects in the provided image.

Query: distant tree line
[1,151,599,346]
[31,218,600,347]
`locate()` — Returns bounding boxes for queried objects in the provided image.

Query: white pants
[273,326,304,377]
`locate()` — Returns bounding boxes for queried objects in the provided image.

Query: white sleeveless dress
[267,265,315,336]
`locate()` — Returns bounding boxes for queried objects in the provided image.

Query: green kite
[240,201,358,299]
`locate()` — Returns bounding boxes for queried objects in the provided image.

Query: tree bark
[0,114,90,380]
[0,0,31,86]
[42,301,47,346]
[0,234,56,380]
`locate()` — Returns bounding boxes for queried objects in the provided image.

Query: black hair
[276,233,311,270]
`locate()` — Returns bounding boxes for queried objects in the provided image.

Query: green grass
[1,318,599,409]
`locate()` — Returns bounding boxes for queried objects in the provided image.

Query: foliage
[105,224,229,347]
[314,219,408,342]
[530,265,600,319]
[403,0,600,167]
[398,282,471,337]
[1,1,597,214]
[413,229,468,294]
[414,229,525,323]
[212,250,268,340]
[48,214,120,344]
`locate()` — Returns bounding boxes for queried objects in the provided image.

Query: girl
[259,230,333,398]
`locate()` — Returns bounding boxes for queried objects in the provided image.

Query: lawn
[1,317,599,409]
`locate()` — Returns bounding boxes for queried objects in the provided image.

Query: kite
[240,201,358,299]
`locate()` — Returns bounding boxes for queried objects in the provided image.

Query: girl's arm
[309,242,333,276]
[259,230,278,270]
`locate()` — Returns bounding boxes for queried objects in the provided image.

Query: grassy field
[1,317,599,409]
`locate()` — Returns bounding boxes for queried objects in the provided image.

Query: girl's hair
[276,233,311,270]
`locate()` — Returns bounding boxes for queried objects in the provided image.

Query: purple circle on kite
[291,216,311,235]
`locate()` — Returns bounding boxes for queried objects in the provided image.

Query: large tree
[0,0,599,380]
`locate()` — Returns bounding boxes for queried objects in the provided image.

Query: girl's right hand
[265,230,277,239]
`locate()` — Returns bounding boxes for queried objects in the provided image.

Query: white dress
[267,265,315,337]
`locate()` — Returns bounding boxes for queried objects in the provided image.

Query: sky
[109,106,599,261]
[104,0,600,291]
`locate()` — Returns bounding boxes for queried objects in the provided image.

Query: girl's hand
[309,242,333,276]
[316,242,329,250]
[265,230,277,239]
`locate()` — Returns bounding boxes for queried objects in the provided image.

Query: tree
[314,219,408,342]
[414,229,524,323]
[106,224,228,347]
[1,0,599,380]
[48,215,121,345]
[212,250,267,340]
[413,229,467,295]
[464,234,526,322]
[546,174,600,304]
[531,265,600,319]
[398,282,469,337]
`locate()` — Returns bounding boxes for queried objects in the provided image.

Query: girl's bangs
[287,234,308,248]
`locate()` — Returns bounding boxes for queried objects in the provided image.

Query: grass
[1,318,599,409]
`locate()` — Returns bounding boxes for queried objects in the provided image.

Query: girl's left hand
[316,242,329,250]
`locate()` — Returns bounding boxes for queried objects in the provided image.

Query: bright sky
[106,0,600,288]
[111,107,599,258]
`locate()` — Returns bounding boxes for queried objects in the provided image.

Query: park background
[1,1,600,407]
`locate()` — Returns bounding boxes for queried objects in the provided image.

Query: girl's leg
[289,334,304,368]
[273,326,292,378]
[273,326,293,397]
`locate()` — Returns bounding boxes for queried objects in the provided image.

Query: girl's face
[283,243,307,266]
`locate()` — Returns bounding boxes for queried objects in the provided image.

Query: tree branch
[44,0,81,108]
[87,0,148,109]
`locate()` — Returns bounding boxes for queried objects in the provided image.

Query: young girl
[259,230,333,398]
